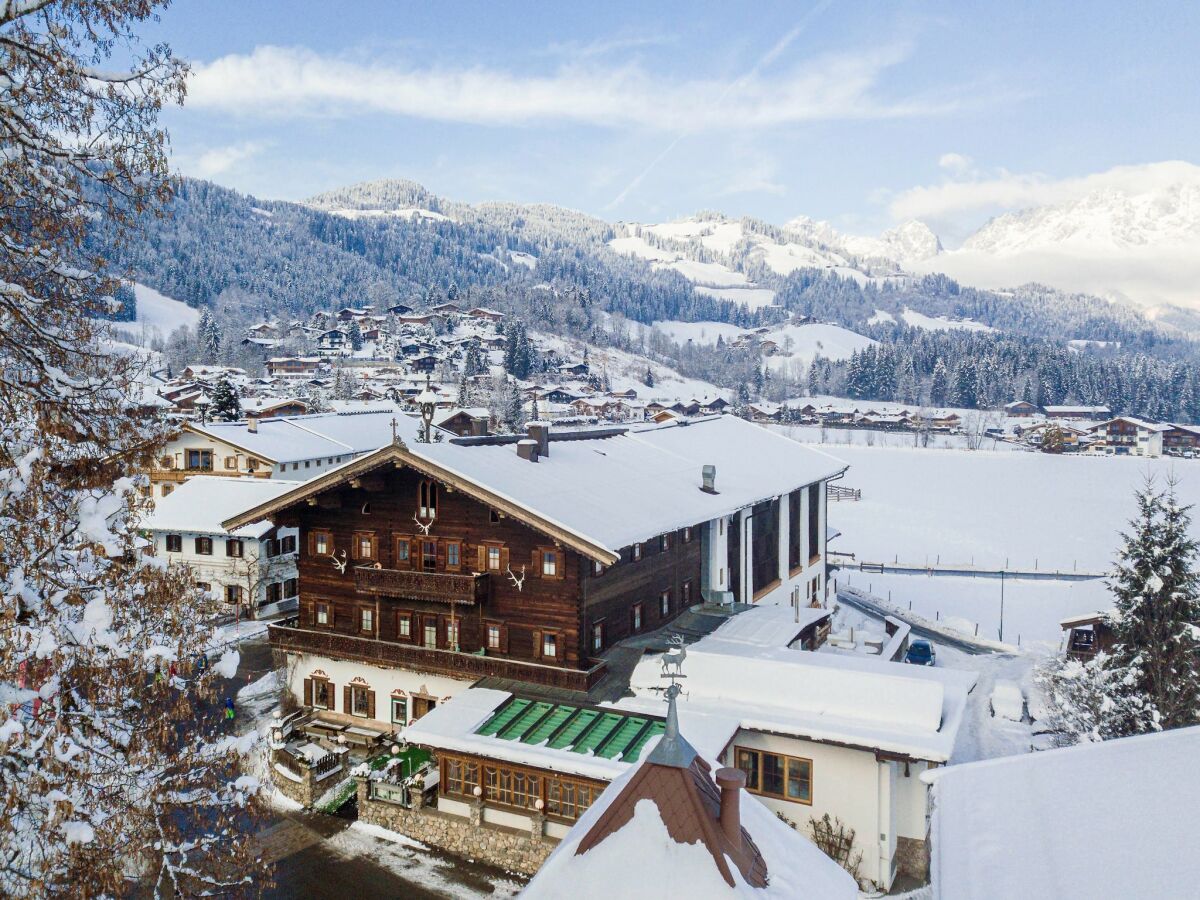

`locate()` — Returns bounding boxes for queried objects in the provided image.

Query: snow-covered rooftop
[188,409,404,464]
[926,725,1200,899]
[143,476,305,539]
[523,748,857,900]
[225,414,848,559]
[621,605,977,762]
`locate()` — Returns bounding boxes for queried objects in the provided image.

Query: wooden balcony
[354,566,490,606]
[269,617,607,693]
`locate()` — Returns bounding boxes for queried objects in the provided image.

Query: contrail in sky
[605,0,837,212]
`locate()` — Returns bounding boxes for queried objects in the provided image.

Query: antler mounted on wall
[412,512,434,535]
[506,565,526,592]
[324,550,348,574]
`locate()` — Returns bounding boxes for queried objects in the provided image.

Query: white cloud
[937,152,972,173]
[890,159,1200,222]
[189,140,269,178]
[186,43,961,132]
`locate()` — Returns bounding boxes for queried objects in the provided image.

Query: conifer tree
[1104,479,1200,734]
[211,376,242,422]
[347,319,364,351]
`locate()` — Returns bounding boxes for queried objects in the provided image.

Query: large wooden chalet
[224,414,845,732]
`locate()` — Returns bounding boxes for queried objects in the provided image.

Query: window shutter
[342,685,351,714]
[476,545,487,570]
[531,549,541,575]
[367,690,376,720]
[303,678,313,707]
[532,629,542,659]
[437,540,446,569]
[500,625,509,654]
[500,547,510,571]
[410,537,420,566]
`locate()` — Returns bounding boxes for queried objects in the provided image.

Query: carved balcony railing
[269,617,608,693]
[354,566,490,606]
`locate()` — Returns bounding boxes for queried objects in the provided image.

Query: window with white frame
[542,632,557,659]
[360,608,374,633]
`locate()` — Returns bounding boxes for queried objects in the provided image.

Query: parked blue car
[904,639,936,666]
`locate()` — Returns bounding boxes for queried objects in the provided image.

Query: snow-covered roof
[223,415,848,560]
[187,410,403,464]
[622,606,977,762]
[926,725,1200,899]
[523,749,857,900]
[143,476,305,539]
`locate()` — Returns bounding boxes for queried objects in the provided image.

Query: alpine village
[7,3,1200,900]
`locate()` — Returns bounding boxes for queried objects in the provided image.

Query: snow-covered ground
[796,441,1200,574]
[899,307,996,333]
[531,330,725,401]
[836,569,1107,647]
[776,423,1022,451]
[653,320,876,374]
[105,283,200,346]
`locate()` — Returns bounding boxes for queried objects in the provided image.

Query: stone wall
[355,777,556,876]
[269,749,346,808]
[896,836,929,883]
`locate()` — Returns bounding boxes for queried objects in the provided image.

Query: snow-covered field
[837,569,1108,647]
[807,441,1200,574]
[654,320,876,370]
[105,283,199,346]
[777,424,1023,451]
[899,307,996,333]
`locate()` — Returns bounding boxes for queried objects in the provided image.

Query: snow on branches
[0,3,267,896]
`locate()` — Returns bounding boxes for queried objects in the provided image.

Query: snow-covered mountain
[784,216,942,269]
[929,166,1200,311]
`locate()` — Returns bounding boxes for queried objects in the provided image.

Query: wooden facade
[270,460,704,684]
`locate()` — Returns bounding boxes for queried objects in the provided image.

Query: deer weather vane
[506,565,526,592]
[660,633,687,678]
[412,512,434,535]
[325,550,348,574]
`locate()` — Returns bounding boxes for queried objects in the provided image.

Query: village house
[1003,400,1039,417]
[1161,423,1200,454]
[1059,611,1115,660]
[519,684,857,899]
[150,409,399,498]
[433,407,490,437]
[1087,416,1167,457]
[267,357,325,379]
[144,476,304,619]
[221,414,843,730]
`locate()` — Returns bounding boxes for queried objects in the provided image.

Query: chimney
[527,421,550,458]
[517,438,539,462]
[700,464,717,493]
[715,767,745,845]
[247,416,258,434]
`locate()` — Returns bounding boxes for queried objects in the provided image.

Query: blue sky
[146,0,1199,241]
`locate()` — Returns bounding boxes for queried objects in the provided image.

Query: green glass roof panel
[572,712,623,754]
[475,698,531,736]
[524,706,573,745]
[595,716,649,759]
[622,720,666,761]
[547,708,598,749]
[498,701,553,740]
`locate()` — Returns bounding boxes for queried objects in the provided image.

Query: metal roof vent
[700,464,717,494]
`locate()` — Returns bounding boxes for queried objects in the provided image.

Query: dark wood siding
[282,464,587,668]
[582,526,703,655]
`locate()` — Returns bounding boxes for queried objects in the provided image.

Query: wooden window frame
[682,579,693,606]
[225,584,242,605]
[195,536,213,556]
[310,530,332,557]
[225,538,244,558]
[307,676,333,710]
[482,542,507,572]
[632,543,642,562]
[683,526,693,543]
[353,531,377,561]
[314,601,332,628]
[540,631,559,660]
[360,607,375,634]
[165,534,182,553]
[660,590,671,617]
[660,533,670,552]
[397,612,413,641]
[390,694,408,725]
[224,455,237,470]
[439,753,602,824]
[735,746,813,805]
[537,547,562,579]
[349,683,374,719]
[591,619,606,653]
[283,578,298,598]
[631,603,642,632]
[393,534,412,568]
[445,539,463,572]
[280,534,297,554]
